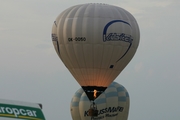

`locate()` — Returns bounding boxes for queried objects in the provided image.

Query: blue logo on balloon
[103,20,133,63]
[103,20,133,43]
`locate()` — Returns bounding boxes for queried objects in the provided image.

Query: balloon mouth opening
[82,86,107,101]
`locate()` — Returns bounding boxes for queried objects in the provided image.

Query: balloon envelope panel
[70,82,130,120]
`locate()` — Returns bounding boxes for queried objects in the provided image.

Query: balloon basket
[88,102,98,116]
[88,108,98,116]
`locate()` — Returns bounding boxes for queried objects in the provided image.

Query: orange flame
[94,89,97,98]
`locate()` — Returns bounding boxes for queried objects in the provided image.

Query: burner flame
[94,89,97,99]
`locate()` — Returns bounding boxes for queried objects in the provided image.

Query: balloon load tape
[88,102,98,117]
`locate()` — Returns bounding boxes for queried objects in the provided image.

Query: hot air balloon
[70,82,130,120]
[52,3,140,101]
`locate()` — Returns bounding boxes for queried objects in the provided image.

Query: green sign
[0,103,45,120]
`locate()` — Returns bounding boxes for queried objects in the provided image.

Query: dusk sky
[0,0,180,120]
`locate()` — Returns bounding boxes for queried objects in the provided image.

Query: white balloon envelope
[52,3,140,100]
[70,82,130,120]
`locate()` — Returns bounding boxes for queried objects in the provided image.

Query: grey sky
[0,0,180,120]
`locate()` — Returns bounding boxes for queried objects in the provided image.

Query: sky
[0,0,180,120]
